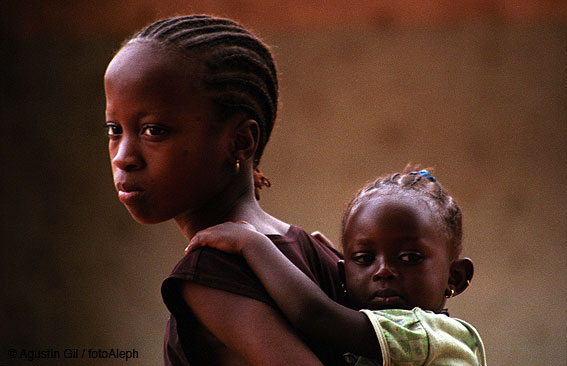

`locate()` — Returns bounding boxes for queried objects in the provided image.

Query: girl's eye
[399,252,424,264]
[141,125,167,137]
[352,254,375,265]
[105,123,122,136]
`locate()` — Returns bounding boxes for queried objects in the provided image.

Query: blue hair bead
[408,170,437,182]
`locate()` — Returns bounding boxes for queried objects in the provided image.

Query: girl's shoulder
[268,225,343,257]
[360,308,487,365]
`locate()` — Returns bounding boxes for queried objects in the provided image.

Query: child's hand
[185,221,260,255]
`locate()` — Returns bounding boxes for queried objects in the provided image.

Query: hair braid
[125,15,278,166]
[342,166,463,258]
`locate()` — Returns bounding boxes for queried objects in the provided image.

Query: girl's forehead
[106,41,203,83]
[343,195,445,249]
[105,42,208,108]
[349,194,432,224]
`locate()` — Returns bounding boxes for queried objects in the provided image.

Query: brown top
[162,225,345,365]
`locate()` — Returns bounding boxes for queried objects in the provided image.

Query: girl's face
[342,195,452,312]
[104,42,233,224]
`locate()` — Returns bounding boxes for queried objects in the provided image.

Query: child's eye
[141,125,168,137]
[399,252,424,263]
[352,254,375,265]
[105,123,122,136]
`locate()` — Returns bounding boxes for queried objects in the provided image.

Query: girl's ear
[233,119,260,162]
[337,259,346,286]
[448,258,474,296]
[337,259,349,305]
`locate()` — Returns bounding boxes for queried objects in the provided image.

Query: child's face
[104,42,233,224]
[343,195,452,312]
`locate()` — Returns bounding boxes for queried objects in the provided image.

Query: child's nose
[372,259,397,280]
[112,137,144,171]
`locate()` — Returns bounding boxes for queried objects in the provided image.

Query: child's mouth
[118,189,145,204]
[369,290,403,308]
[116,182,145,204]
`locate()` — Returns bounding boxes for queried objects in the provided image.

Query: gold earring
[235,159,240,175]
[341,283,347,295]
[445,289,455,299]
[467,280,471,287]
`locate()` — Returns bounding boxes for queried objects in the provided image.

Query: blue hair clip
[408,169,437,182]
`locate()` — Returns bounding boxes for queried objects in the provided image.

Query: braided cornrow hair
[124,15,278,171]
[342,165,463,259]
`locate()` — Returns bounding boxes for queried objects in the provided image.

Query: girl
[104,15,344,366]
[186,169,487,365]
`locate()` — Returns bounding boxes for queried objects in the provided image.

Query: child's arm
[186,222,381,359]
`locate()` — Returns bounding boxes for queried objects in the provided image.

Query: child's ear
[337,259,349,304]
[337,259,346,286]
[233,119,260,162]
[448,258,474,296]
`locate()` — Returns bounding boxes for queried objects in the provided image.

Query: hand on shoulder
[185,221,267,255]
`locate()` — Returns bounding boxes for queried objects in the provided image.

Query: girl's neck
[173,173,289,240]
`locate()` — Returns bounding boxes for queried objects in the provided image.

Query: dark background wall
[2,1,566,365]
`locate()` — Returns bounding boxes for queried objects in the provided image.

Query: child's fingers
[184,242,195,253]
[184,221,255,254]
[185,232,207,253]
[185,241,196,253]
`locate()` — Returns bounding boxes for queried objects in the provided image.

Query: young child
[186,168,487,365]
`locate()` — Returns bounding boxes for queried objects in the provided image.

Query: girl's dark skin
[105,40,324,366]
[186,194,474,363]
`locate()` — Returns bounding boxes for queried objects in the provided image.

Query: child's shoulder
[360,308,486,365]
[361,307,476,335]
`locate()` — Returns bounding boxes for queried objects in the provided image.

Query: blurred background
[1,1,566,365]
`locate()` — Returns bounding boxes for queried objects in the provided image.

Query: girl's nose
[372,258,397,280]
[111,137,144,171]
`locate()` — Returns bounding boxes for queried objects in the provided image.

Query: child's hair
[342,166,463,259]
[124,15,278,167]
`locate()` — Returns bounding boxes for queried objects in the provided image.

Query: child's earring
[235,159,240,175]
[341,282,347,295]
[445,288,455,299]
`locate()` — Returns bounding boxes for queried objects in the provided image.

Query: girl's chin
[126,207,170,225]
[364,298,410,311]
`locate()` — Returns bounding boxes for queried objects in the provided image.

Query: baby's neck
[359,305,449,316]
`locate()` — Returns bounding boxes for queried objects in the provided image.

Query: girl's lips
[370,290,403,306]
[116,182,142,191]
[372,289,400,298]
[372,295,402,303]
[368,294,404,309]
[116,183,145,204]
[118,189,145,204]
